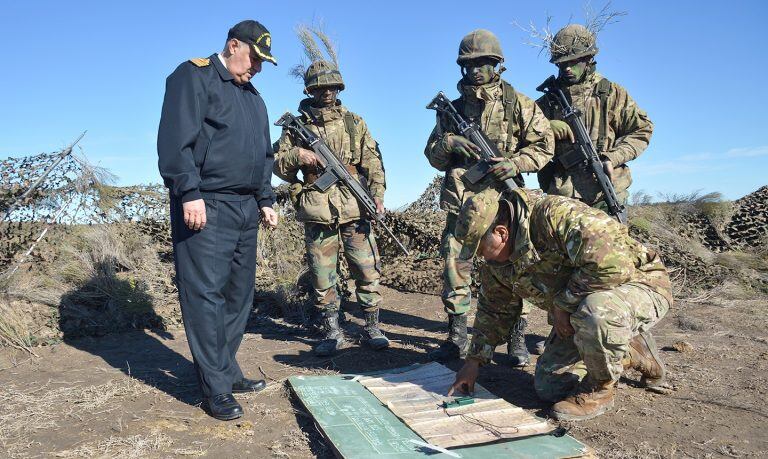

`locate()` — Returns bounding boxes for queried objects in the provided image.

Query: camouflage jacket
[536,70,653,205]
[274,99,386,225]
[424,78,554,215]
[468,189,672,364]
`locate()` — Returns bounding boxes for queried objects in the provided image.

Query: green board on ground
[289,372,591,458]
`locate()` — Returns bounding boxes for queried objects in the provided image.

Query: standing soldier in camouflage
[274,59,389,357]
[448,189,672,420]
[424,30,553,364]
[536,24,653,213]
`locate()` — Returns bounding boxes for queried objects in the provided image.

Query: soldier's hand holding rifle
[549,120,575,142]
[297,147,320,167]
[444,134,481,160]
[488,157,519,181]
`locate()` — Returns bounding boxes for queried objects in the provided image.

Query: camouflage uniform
[425,68,554,316]
[274,60,388,355]
[536,25,653,209]
[455,189,672,402]
[274,98,385,314]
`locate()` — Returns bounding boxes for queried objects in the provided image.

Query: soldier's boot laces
[551,377,616,421]
[362,309,390,351]
[314,311,347,357]
[428,314,468,362]
[623,330,671,393]
[506,317,530,367]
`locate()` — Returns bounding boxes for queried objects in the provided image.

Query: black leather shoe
[232,378,267,394]
[205,393,243,421]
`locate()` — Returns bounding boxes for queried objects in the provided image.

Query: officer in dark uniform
[157,19,278,421]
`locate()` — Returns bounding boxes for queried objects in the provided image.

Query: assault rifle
[536,75,627,224]
[426,91,518,192]
[275,112,410,256]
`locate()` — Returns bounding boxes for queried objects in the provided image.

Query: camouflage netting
[1,140,767,346]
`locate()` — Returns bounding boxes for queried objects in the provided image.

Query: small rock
[672,340,694,353]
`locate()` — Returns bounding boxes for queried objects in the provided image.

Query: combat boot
[314,311,347,357]
[362,309,390,351]
[428,314,468,361]
[626,331,667,389]
[551,377,616,421]
[506,317,530,367]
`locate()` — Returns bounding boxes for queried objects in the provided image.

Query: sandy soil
[1,286,766,458]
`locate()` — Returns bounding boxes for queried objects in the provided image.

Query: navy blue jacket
[157,54,275,207]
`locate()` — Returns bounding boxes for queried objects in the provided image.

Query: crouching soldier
[448,189,672,420]
[274,60,389,357]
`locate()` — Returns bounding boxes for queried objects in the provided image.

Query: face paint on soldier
[223,39,263,85]
[557,57,590,85]
[462,57,498,86]
[309,86,340,108]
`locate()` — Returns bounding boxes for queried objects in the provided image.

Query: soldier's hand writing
[553,307,575,339]
[489,157,519,181]
[602,159,614,182]
[446,135,481,160]
[297,148,319,167]
[260,206,278,228]
[375,198,385,216]
[550,120,574,143]
[448,359,480,396]
[182,199,207,231]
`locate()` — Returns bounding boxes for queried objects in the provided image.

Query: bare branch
[311,25,339,67]
[584,0,627,35]
[295,24,324,63]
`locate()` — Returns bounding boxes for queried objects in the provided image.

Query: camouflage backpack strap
[501,80,518,147]
[594,77,612,153]
[344,111,357,154]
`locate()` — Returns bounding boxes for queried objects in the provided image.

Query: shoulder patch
[189,58,210,67]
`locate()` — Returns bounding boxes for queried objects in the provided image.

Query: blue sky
[1,1,766,208]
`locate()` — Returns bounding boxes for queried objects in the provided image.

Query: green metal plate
[289,373,590,458]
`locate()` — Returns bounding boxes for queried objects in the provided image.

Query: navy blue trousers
[170,195,259,397]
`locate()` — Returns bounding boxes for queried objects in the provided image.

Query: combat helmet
[549,24,598,64]
[303,59,345,92]
[457,29,504,65]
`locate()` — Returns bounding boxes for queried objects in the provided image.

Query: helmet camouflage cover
[303,59,345,92]
[549,24,598,64]
[455,189,501,260]
[457,29,504,65]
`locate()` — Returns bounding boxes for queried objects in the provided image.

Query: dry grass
[0,296,36,356]
[50,433,173,458]
[0,376,154,456]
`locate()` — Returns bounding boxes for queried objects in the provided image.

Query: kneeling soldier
[274,60,389,356]
[448,189,672,420]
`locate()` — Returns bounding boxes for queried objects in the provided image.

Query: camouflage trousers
[304,220,382,313]
[534,282,670,402]
[441,213,532,318]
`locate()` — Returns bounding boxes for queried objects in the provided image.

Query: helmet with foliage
[549,24,598,64]
[303,59,345,92]
[457,29,504,65]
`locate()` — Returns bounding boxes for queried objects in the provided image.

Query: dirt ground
[1,285,767,458]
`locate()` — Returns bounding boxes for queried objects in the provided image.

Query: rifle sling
[594,77,611,153]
